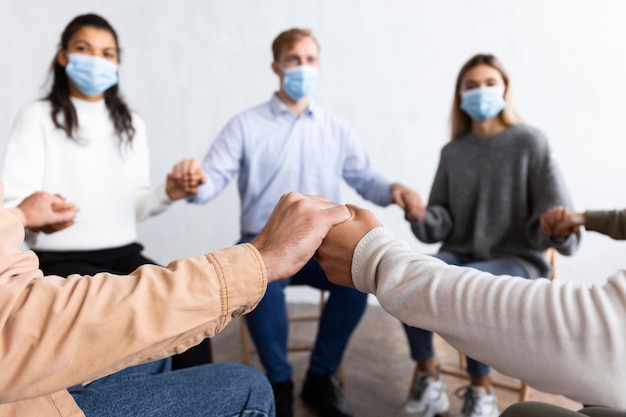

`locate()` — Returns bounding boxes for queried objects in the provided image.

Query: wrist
[255,247,281,283]
[10,207,28,227]
[390,183,400,203]
[572,211,586,227]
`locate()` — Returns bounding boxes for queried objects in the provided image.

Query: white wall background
[1,0,625,302]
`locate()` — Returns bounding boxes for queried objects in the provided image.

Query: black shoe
[272,380,293,417]
[301,371,354,417]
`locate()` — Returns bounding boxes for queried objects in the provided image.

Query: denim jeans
[403,251,530,378]
[69,359,275,416]
[239,234,368,383]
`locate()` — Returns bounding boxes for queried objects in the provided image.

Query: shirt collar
[269,93,316,119]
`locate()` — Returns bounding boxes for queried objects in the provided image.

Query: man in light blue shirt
[179,28,423,417]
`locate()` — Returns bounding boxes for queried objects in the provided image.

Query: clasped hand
[251,192,382,289]
[540,206,584,238]
[166,158,207,200]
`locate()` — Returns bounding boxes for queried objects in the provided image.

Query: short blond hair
[271,28,319,61]
[450,53,523,140]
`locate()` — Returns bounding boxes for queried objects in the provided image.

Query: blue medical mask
[65,53,119,97]
[282,65,319,101]
[460,86,506,121]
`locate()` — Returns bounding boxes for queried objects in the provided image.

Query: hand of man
[391,183,425,222]
[166,158,207,200]
[540,206,584,237]
[15,192,79,233]
[315,204,383,288]
[251,192,351,282]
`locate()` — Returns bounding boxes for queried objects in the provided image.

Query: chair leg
[240,319,251,365]
[438,338,532,402]
[408,364,419,396]
[459,352,467,369]
[519,383,530,401]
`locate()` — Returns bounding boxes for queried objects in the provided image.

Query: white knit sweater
[353,227,626,409]
[1,98,171,251]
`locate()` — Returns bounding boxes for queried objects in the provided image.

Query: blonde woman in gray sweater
[397,54,581,417]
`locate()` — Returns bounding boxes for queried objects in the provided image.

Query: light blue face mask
[460,86,506,121]
[282,65,319,101]
[65,53,119,97]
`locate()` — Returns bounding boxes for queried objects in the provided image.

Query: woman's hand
[166,158,207,200]
[391,183,425,222]
[14,192,79,233]
[540,206,585,237]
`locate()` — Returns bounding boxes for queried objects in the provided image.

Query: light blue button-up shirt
[191,94,393,235]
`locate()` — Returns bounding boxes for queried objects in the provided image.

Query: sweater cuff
[584,210,605,232]
[156,184,174,205]
[351,227,396,294]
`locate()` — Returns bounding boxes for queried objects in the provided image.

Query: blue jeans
[239,234,368,383]
[69,359,275,416]
[403,251,530,378]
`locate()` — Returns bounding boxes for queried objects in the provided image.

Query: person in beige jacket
[0,186,351,417]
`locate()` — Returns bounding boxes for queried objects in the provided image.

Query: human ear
[56,49,69,68]
[271,61,281,76]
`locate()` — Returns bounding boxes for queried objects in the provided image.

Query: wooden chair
[410,248,558,402]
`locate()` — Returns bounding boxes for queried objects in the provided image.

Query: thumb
[323,204,351,226]
[394,191,407,209]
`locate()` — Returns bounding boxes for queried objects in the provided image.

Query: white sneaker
[397,370,450,417]
[455,385,499,417]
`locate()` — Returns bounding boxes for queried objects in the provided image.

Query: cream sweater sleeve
[131,114,173,221]
[352,227,626,409]
[1,103,47,208]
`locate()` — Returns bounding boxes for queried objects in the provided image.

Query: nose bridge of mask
[461,85,505,100]
[68,53,118,74]
[283,64,318,79]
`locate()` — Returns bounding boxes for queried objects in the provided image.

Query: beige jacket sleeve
[0,209,266,404]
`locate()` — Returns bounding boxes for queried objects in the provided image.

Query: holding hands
[316,204,382,288]
[166,158,207,200]
[391,182,425,222]
[541,206,586,238]
[14,191,79,233]
[252,192,351,282]
[254,193,382,287]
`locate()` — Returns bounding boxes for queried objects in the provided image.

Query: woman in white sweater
[1,13,208,369]
[316,204,626,416]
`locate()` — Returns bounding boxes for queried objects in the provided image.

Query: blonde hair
[450,53,523,140]
[271,28,319,61]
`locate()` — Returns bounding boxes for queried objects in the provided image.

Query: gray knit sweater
[411,125,580,278]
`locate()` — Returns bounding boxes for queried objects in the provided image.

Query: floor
[212,301,580,417]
